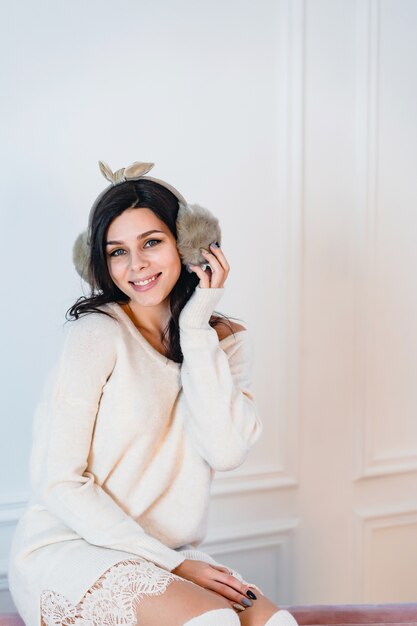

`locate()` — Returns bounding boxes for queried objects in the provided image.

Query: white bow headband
[73,160,222,285]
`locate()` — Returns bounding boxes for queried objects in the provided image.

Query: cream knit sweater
[27,286,262,576]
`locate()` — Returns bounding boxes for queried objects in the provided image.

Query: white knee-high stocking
[264,609,299,626]
[183,607,241,625]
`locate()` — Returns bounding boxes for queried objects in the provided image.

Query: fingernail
[242,598,253,607]
[210,241,220,248]
[186,263,194,273]
[247,589,257,600]
[201,248,209,254]
[232,603,246,612]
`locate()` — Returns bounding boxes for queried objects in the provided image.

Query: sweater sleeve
[178,287,263,471]
[30,313,186,572]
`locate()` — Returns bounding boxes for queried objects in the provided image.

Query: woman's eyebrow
[106,229,165,246]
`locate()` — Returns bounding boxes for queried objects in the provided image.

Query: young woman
[8,162,298,626]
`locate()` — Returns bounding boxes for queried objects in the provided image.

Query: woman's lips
[129,272,162,292]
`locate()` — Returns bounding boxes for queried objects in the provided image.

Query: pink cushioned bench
[284,604,417,625]
[0,618,23,626]
[1,603,417,625]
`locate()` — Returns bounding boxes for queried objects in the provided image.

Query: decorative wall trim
[353,0,417,480]
[214,0,305,494]
[0,465,298,525]
[0,503,298,593]
[359,455,417,479]
[201,518,299,556]
[353,504,417,600]
[275,0,305,487]
[0,498,28,590]
[281,0,304,488]
[0,468,298,524]
[0,561,9,592]
[354,0,380,481]
[0,498,28,526]
[212,468,298,496]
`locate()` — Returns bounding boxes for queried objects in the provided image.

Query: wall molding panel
[216,0,305,496]
[0,499,28,527]
[274,0,305,489]
[0,563,8,593]
[212,467,298,497]
[354,0,381,481]
[354,0,417,481]
[213,0,305,498]
[203,518,299,604]
[0,494,298,596]
[354,505,417,600]
[0,498,27,592]
[202,518,299,556]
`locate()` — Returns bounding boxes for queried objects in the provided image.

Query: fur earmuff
[73,230,90,283]
[176,203,222,267]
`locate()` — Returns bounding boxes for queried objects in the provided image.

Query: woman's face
[106,207,182,308]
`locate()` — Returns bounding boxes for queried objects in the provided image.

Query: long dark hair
[66,179,238,363]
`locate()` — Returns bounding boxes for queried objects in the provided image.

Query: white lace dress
[39,549,264,626]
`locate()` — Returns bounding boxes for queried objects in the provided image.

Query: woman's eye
[109,248,125,257]
[144,239,161,248]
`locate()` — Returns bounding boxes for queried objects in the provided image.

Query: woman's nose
[130,250,149,270]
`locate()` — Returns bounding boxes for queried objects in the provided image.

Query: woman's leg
[40,558,240,626]
[40,557,298,626]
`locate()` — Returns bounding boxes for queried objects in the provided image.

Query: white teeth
[133,274,159,286]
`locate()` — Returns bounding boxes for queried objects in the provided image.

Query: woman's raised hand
[171,559,255,611]
[188,242,230,289]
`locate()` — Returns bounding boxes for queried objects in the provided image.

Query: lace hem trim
[40,558,183,626]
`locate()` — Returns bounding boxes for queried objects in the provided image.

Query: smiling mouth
[129,272,162,287]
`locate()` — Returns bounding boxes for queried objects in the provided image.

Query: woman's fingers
[187,242,230,289]
[208,567,253,603]
[189,263,211,289]
[208,576,254,608]
[173,560,252,614]
[192,243,229,289]
[201,249,228,287]
[209,565,232,574]
[208,243,230,273]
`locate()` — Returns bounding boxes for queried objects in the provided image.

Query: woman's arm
[30,313,186,572]
[178,287,263,471]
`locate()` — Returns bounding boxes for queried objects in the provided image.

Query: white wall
[293,0,417,604]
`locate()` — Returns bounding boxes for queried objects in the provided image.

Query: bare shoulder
[213,318,247,342]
